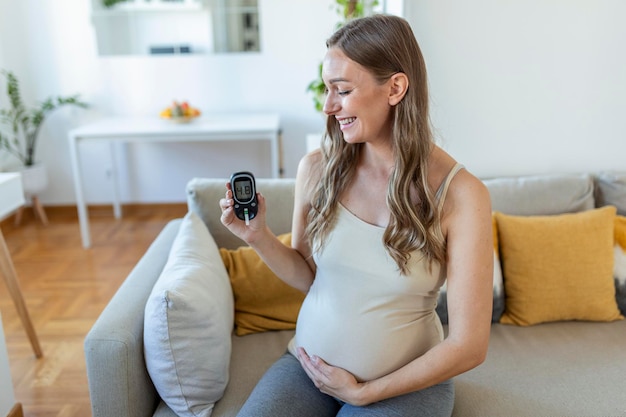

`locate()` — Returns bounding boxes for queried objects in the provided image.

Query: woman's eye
[338,90,351,96]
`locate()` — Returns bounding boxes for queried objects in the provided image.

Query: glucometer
[230,171,258,225]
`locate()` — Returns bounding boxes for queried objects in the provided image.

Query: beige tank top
[288,164,464,381]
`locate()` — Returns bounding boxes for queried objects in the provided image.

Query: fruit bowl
[167,116,197,124]
[160,101,201,123]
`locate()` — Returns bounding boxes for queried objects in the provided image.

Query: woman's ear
[388,72,409,106]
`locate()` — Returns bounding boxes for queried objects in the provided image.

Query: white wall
[406,0,626,178]
[1,1,625,205]
[0,0,337,204]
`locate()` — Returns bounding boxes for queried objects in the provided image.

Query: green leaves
[0,70,88,166]
[306,63,326,113]
[306,1,379,113]
[6,71,24,112]
[334,0,379,23]
[102,0,128,8]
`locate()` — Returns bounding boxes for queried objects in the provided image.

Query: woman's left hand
[296,347,368,406]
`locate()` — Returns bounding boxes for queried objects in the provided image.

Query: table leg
[0,229,43,358]
[277,129,284,178]
[68,133,91,248]
[110,141,122,219]
[271,131,280,178]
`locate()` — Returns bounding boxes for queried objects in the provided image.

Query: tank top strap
[435,163,464,212]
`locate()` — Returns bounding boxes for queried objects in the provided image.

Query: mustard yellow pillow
[614,215,626,314]
[219,233,305,336]
[496,206,623,326]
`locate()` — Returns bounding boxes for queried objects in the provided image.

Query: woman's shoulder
[297,149,323,180]
[427,147,458,190]
[295,148,324,196]
[300,148,323,169]
[430,147,490,209]
[449,168,490,207]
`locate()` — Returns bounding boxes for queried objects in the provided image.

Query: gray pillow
[484,173,594,216]
[144,211,234,417]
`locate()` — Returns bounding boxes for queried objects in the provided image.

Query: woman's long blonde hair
[306,14,446,274]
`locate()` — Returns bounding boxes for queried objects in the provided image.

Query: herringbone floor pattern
[0,204,187,417]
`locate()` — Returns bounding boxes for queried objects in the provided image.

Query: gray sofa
[85,172,626,417]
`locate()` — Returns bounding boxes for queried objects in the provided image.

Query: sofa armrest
[84,219,182,417]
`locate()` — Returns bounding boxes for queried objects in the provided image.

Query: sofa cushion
[452,320,626,417]
[615,215,626,315]
[220,233,305,336]
[595,171,626,215]
[437,215,504,323]
[144,212,234,417]
[483,173,595,215]
[187,178,296,250]
[496,206,623,326]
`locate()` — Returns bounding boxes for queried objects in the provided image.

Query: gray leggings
[237,353,455,417]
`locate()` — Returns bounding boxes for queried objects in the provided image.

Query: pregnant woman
[220,14,493,417]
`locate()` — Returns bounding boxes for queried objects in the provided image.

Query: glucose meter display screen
[234,179,253,201]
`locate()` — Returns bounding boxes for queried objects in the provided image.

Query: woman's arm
[298,170,493,405]
[219,151,321,293]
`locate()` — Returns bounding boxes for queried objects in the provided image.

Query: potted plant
[306,0,379,112]
[102,0,129,8]
[0,70,87,204]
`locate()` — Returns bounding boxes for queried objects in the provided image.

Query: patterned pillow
[615,215,626,315]
[436,215,504,324]
[595,171,626,216]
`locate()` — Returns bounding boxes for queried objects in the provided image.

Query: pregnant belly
[290,294,443,381]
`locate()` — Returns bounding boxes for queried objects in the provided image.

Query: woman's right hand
[219,182,268,245]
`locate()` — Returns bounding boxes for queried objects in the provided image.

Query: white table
[68,113,281,248]
[0,173,43,358]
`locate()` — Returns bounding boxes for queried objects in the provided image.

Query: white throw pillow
[144,211,234,417]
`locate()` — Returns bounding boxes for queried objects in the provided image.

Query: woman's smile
[338,117,356,130]
[322,47,395,144]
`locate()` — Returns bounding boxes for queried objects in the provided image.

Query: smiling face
[322,47,396,145]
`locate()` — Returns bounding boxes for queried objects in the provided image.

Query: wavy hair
[305,14,446,274]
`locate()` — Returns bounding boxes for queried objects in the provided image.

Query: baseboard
[6,403,23,417]
[1,202,188,229]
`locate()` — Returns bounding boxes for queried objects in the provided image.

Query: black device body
[230,171,258,222]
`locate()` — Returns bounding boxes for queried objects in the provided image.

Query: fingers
[219,182,265,229]
[256,192,266,217]
[219,184,235,225]
[220,193,233,211]
[296,347,315,378]
[297,347,331,393]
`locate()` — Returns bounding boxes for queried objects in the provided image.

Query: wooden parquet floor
[0,204,187,417]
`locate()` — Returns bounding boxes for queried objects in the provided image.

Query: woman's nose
[323,93,339,115]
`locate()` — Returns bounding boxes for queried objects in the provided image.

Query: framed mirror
[91,0,260,56]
